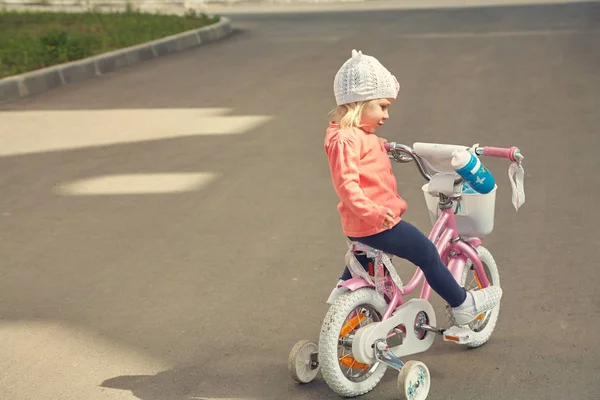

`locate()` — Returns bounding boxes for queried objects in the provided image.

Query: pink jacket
[324,122,408,237]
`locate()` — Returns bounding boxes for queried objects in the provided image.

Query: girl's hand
[378,137,388,146]
[382,209,396,229]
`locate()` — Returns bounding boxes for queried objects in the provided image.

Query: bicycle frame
[387,204,490,316]
[342,142,512,321]
[342,193,492,321]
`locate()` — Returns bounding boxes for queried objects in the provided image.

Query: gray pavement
[1,1,600,400]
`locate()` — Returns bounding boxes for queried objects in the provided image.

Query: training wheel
[288,340,320,383]
[398,360,430,400]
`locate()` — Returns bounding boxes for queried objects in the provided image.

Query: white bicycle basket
[421,183,497,238]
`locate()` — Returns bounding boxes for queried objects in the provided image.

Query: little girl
[324,49,502,326]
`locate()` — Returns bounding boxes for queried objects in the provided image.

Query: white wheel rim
[403,363,430,400]
[337,305,382,382]
[294,343,319,382]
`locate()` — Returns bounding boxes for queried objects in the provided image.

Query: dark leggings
[342,220,467,308]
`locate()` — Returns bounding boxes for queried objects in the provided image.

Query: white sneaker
[452,286,503,326]
[326,279,348,305]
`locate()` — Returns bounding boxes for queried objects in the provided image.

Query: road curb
[0,16,232,105]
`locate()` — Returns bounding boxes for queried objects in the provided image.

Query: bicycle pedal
[443,326,473,344]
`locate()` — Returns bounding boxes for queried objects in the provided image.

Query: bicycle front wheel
[446,245,501,348]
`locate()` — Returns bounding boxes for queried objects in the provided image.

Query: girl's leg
[349,220,467,307]
[337,220,502,324]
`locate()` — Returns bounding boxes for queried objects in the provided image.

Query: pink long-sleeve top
[324,121,408,237]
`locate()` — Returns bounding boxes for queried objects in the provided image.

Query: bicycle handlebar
[384,142,523,182]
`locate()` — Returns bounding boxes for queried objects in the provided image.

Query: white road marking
[55,172,219,195]
[0,108,272,157]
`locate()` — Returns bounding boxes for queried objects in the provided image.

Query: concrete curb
[0,17,232,105]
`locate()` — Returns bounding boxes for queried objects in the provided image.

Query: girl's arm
[326,135,388,228]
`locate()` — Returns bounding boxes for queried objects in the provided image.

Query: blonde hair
[329,101,370,129]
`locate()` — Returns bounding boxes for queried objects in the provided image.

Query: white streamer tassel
[345,241,404,294]
[509,151,525,211]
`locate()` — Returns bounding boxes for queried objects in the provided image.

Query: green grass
[0,8,220,79]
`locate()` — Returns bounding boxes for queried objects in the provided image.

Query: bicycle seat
[348,241,393,259]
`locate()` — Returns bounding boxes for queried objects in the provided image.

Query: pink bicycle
[288,142,525,399]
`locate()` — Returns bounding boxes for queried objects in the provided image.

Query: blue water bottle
[451,150,495,194]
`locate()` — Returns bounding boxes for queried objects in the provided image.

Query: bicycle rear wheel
[318,288,388,397]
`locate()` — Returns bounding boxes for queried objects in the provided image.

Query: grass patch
[0,7,220,79]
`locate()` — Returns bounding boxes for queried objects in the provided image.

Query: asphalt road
[1,2,599,400]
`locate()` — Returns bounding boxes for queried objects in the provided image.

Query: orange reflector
[339,313,365,338]
[474,273,483,289]
[444,335,460,342]
[339,355,370,370]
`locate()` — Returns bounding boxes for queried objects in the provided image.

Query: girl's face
[360,98,393,133]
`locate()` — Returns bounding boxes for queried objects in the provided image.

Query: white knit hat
[333,49,400,106]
